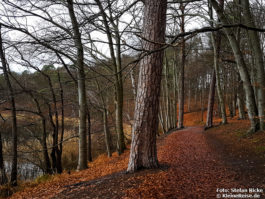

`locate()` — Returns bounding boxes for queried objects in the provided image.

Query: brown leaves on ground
[9,118,265,199]
[125,127,241,198]
[9,152,130,199]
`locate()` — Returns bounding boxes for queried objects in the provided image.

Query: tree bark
[46,75,61,173]
[173,58,178,126]
[87,110,92,162]
[67,0,88,170]
[178,3,185,129]
[130,68,137,102]
[211,0,259,132]
[41,117,52,174]
[187,80,191,112]
[242,0,265,130]
[94,0,125,155]
[103,109,112,157]
[0,124,7,185]
[0,25,18,186]
[127,0,167,172]
[206,70,216,128]
[57,70,64,172]
[164,54,171,129]
[237,76,246,120]
[96,79,112,158]
[200,76,205,122]
[209,0,227,124]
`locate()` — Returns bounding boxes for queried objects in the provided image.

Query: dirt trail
[16,126,265,199]
[52,126,264,199]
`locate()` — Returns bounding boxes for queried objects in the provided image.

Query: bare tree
[0,115,8,185]
[209,0,227,125]
[242,0,265,130]
[0,25,18,186]
[211,0,259,133]
[67,0,88,169]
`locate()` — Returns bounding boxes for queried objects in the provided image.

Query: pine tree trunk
[127,0,167,173]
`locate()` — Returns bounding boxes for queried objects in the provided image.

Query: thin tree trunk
[237,76,246,119]
[112,2,126,155]
[201,77,205,122]
[67,0,88,169]
[96,79,112,158]
[47,103,57,173]
[195,86,198,108]
[159,85,167,133]
[206,70,216,128]
[178,4,185,129]
[103,109,112,157]
[87,110,92,162]
[41,117,52,174]
[187,80,191,112]
[46,76,61,174]
[158,109,166,134]
[57,70,64,172]
[173,59,178,126]
[0,126,7,185]
[127,0,167,172]
[232,71,237,117]
[209,0,227,125]
[115,83,125,155]
[9,71,52,174]
[95,0,125,155]
[0,25,18,186]
[162,82,168,131]
[130,68,137,102]
[165,55,171,129]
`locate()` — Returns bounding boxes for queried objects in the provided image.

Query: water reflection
[5,161,43,180]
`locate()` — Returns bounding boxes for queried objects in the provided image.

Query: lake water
[4,161,44,181]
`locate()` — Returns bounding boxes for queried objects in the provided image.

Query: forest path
[53,126,264,199]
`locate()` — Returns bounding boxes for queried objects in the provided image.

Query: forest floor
[7,118,265,199]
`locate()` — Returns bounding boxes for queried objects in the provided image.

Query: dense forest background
[0,0,264,192]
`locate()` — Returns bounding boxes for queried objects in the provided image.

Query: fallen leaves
[9,118,265,199]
